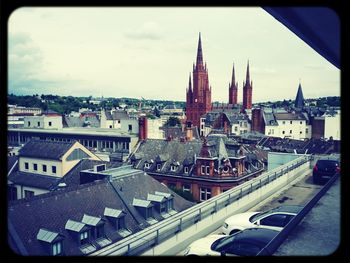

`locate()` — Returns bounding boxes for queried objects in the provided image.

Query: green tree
[165,117,181,127]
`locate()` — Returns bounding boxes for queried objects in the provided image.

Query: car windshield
[211,235,237,252]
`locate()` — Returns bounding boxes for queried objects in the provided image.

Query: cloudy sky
[8,7,340,103]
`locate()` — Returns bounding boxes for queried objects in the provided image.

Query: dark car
[184,228,279,256]
[313,158,340,184]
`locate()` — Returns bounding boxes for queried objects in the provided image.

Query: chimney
[139,116,148,141]
[185,121,193,141]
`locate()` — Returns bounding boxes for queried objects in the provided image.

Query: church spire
[246,60,250,84]
[231,62,236,85]
[188,73,192,91]
[196,32,203,67]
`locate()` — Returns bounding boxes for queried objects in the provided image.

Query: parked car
[183,228,279,256]
[221,205,303,235]
[313,157,340,184]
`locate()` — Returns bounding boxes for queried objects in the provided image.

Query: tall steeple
[229,62,238,105]
[246,60,250,84]
[294,81,305,109]
[196,32,204,69]
[242,60,253,111]
[186,33,212,128]
[188,73,192,91]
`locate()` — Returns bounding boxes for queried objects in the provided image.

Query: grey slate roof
[8,171,60,190]
[63,116,100,128]
[8,180,142,256]
[8,167,195,256]
[7,156,18,173]
[19,140,76,160]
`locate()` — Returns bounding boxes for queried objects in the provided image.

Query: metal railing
[257,172,339,256]
[92,155,311,256]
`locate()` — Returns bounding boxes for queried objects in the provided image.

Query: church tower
[186,33,212,128]
[242,60,253,111]
[228,62,238,105]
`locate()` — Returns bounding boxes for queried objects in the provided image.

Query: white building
[324,111,341,140]
[147,118,165,139]
[24,115,63,129]
[264,112,311,140]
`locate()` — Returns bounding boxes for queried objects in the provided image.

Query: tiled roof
[8,167,195,256]
[63,116,100,128]
[19,140,76,160]
[8,180,142,256]
[8,171,60,190]
[274,112,307,121]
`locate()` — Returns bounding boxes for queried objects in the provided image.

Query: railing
[257,172,339,256]
[91,155,312,256]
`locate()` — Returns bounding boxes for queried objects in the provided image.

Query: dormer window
[223,166,230,173]
[184,166,189,174]
[144,162,150,169]
[104,207,131,238]
[170,165,177,172]
[157,163,162,171]
[81,214,105,239]
[37,228,64,256]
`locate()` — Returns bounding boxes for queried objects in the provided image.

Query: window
[201,165,205,175]
[300,131,302,134]
[157,164,161,171]
[206,166,210,175]
[49,121,52,127]
[260,214,290,227]
[306,128,309,134]
[116,217,125,230]
[183,184,191,193]
[42,164,47,172]
[234,126,238,132]
[144,163,150,169]
[118,120,121,124]
[28,121,31,127]
[24,162,29,170]
[282,121,285,124]
[300,121,302,124]
[52,166,57,174]
[200,187,211,201]
[170,165,176,172]
[128,124,132,132]
[33,163,38,171]
[290,121,292,124]
[52,241,62,256]
[160,202,167,213]
[66,149,89,161]
[38,122,40,127]
[24,190,34,198]
[184,166,189,174]
[109,125,112,128]
[80,231,89,245]
[290,130,292,134]
[282,131,285,135]
[96,225,105,239]
[145,207,153,219]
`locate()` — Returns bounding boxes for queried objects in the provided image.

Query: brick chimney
[252,108,263,133]
[185,121,193,141]
[138,116,148,141]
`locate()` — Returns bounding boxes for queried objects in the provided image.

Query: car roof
[268,205,303,214]
[317,157,339,162]
[235,228,279,246]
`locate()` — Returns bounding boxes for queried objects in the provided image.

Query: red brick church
[186,33,253,128]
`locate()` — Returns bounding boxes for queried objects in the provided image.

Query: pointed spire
[188,73,192,91]
[295,81,305,108]
[231,62,236,86]
[196,32,203,67]
[246,60,250,84]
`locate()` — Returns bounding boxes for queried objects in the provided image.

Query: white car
[221,205,303,235]
[183,228,279,256]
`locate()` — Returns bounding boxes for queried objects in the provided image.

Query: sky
[8,7,340,103]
